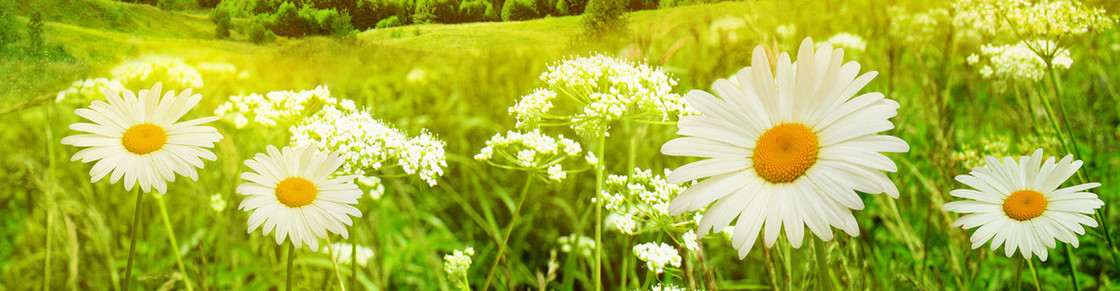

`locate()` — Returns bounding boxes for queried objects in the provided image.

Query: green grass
[2,0,1120,290]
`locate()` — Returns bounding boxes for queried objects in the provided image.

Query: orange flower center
[275,177,317,208]
[121,123,167,155]
[752,123,819,183]
[1003,190,1048,221]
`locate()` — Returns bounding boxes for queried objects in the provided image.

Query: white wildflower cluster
[602,168,690,235]
[320,242,375,266]
[290,105,447,186]
[954,0,1114,41]
[557,233,595,257]
[474,129,581,182]
[707,16,746,45]
[632,242,681,274]
[55,78,125,103]
[970,39,1072,82]
[209,193,227,212]
[824,33,867,52]
[111,55,204,90]
[213,86,341,128]
[356,175,386,200]
[682,230,700,252]
[443,247,474,288]
[888,6,950,46]
[650,283,687,291]
[511,54,692,136]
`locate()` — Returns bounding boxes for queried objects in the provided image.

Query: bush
[0,1,21,50]
[316,9,356,37]
[556,0,588,15]
[458,0,496,22]
[210,5,233,39]
[375,15,402,28]
[501,0,542,21]
[355,0,413,30]
[413,0,461,24]
[582,0,626,37]
[197,0,221,8]
[270,1,305,36]
[248,20,275,44]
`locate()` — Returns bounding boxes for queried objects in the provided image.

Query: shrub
[501,0,542,21]
[317,9,356,37]
[583,0,626,37]
[458,0,496,22]
[271,1,305,36]
[413,0,461,24]
[248,20,275,44]
[0,1,21,51]
[210,5,233,39]
[375,15,402,28]
[356,0,413,30]
[556,0,587,15]
[197,0,221,8]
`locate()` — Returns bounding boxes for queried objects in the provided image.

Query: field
[2,0,1120,290]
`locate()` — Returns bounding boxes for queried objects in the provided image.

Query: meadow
[2,0,1120,290]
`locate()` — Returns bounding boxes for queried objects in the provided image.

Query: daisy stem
[156,194,194,291]
[123,187,143,291]
[325,235,347,291]
[481,174,534,290]
[286,243,295,291]
[1063,244,1080,291]
[813,239,832,291]
[1027,257,1041,291]
[594,133,606,291]
[1012,256,1024,291]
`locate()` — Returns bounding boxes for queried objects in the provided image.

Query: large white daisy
[662,37,909,258]
[942,149,1103,261]
[60,83,223,193]
[237,145,363,249]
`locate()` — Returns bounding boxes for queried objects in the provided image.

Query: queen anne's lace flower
[475,129,581,181]
[973,39,1073,82]
[602,168,690,235]
[510,54,693,136]
[214,86,341,128]
[633,242,682,274]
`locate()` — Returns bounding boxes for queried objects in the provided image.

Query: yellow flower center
[752,123,819,183]
[1003,190,1048,221]
[121,123,167,155]
[275,177,317,208]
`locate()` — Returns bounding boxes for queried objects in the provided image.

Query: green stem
[1012,256,1024,291]
[123,188,143,291]
[287,243,295,291]
[481,174,535,290]
[1064,244,1079,291]
[156,194,194,291]
[325,235,347,291]
[1027,257,1041,291]
[351,241,357,290]
[594,133,606,291]
[813,239,833,291]
[44,203,54,291]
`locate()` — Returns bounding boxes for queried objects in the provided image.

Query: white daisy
[60,83,223,194]
[237,145,363,249]
[942,149,1104,261]
[661,37,909,258]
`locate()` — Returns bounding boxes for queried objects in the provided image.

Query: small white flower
[443,247,475,287]
[547,164,567,181]
[682,230,700,252]
[632,242,682,274]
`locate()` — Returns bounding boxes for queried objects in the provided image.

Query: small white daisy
[662,37,909,258]
[60,83,223,193]
[237,145,363,249]
[942,149,1104,261]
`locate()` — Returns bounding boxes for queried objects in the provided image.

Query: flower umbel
[632,242,682,274]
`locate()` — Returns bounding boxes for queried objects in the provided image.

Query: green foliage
[197,0,221,8]
[413,0,462,24]
[582,0,626,38]
[557,0,587,15]
[355,0,414,29]
[376,15,403,28]
[458,0,497,22]
[270,1,304,36]
[501,0,542,21]
[0,1,21,51]
[248,19,275,43]
[156,0,197,11]
[210,5,234,39]
[27,12,44,55]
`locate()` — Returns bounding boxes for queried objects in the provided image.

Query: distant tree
[198,0,221,8]
[501,0,541,21]
[459,0,496,22]
[0,1,20,51]
[28,12,44,54]
[557,0,587,15]
[375,15,403,28]
[248,20,275,44]
[271,1,305,36]
[210,6,233,39]
[582,0,626,37]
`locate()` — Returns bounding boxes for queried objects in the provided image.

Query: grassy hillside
[3,0,1120,290]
